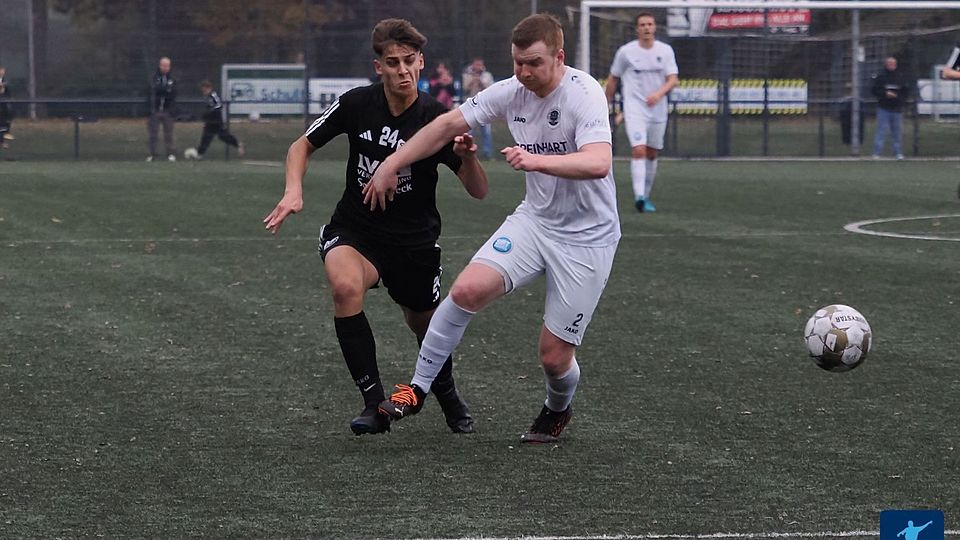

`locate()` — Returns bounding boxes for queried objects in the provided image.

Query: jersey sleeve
[304,93,351,148]
[574,78,612,149]
[609,46,628,77]
[664,44,679,76]
[436,140,463,174]
[458,78,513,129]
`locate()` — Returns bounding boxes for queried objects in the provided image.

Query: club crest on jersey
[547,108,560,128]
[492,237,512,253]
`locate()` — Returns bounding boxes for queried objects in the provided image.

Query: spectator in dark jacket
[186,80,244,159]
[870,56,911,159]
[147,57,177,161]
[428,62,456,109]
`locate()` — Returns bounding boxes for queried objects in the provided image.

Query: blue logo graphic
[492,237,512,253]
[880,510,944,540]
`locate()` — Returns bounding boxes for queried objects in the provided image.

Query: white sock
[410,296,475,393]
[630,158,646,201]
[544,358,580,412]
[644,158,658,199]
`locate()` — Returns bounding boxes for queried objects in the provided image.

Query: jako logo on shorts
[493,237,512,253]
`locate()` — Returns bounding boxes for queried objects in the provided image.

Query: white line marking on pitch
[240,160,284,167]
[411,530,960,540]
[845,214,960,242]
[410,530,960,540]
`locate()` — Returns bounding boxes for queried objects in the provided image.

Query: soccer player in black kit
[191,80,244,159]
[263,18,489,435]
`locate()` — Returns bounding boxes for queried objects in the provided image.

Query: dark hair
[636,11,656,24]
[199,80,213,89]
[511,13,564,52]
[371,18,427,57]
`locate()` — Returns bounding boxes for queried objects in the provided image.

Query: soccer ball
[183,148,199,160]
[803,304,872,372]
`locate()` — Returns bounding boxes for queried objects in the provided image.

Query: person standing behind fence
[605,12,678,213]
[429,62,456,109]
[147,57,177,162]
[186,80,245,160]
[462,57,495,159]
[0,67,14,149]
[941,51,960,197]
[870,56,911,160]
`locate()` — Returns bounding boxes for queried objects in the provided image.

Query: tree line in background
[5,0,563,98]
[2,0,958,98]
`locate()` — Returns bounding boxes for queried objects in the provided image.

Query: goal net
[574,1,960,155]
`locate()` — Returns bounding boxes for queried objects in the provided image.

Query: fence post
[225,100,230,161]
[74,115,80,160]
[818,102,825,157]
[912,101,919,157]
[671,106,679,156]
[715,38,732,157]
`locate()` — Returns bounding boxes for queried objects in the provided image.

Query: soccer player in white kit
[365,13,621,443]
[605,12,678,212]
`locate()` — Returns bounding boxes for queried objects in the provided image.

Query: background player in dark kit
[191,80,244,159]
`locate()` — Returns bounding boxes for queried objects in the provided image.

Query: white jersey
[609,39,678,123]
[458,66,621,247]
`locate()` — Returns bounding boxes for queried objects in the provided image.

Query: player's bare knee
[540,351,574,377]
[631,146,647,159]
[329,281,365,311]
[539,337,575,376]
[449,281,485,312]
[646,148,659,160]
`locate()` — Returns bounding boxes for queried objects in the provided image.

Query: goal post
[579,1,960,73]
[578,0,960,156]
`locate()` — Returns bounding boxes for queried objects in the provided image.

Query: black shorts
[318,222,442,313]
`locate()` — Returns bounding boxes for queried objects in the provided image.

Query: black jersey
[202,91,224,124]
[305,83,462,247]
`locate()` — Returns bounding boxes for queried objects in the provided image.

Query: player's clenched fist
[500,145,541,172]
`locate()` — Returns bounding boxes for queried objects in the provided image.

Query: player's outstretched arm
[452,132,488,199]
[363,108,472,211]
[500,141,611,180]
[263,136,315,234]
[942,67,960,80]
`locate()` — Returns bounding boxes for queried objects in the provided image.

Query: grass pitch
[1,156,959,538]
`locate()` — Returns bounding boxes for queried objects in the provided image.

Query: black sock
[430,355,456,399]
[334,312,383,409]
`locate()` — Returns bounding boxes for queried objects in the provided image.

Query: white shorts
[624,112,667,150]
[471,211,618,346]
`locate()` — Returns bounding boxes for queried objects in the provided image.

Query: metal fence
[1,1,959,160]
[0,95,957,161]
